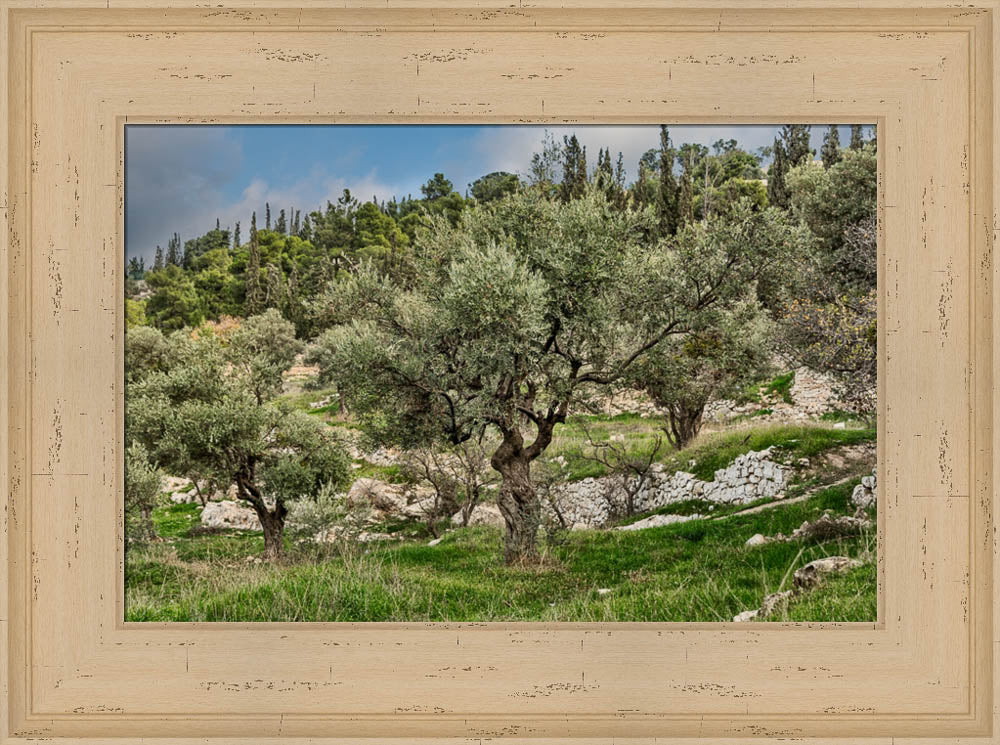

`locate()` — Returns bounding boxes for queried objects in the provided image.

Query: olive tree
[126,310,350,559]
[311,189,800,564]
[632,296,774,450]
[124,440,161,544]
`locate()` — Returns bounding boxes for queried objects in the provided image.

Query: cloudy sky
[125,124,869,263]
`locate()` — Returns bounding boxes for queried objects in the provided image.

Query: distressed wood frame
[1,1,998,742]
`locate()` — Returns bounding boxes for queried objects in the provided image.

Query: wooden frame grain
[1,1,997,742]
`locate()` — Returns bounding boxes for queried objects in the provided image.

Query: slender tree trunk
[666,403,705,451]
[140,505,156,542]
[494,455,540,564]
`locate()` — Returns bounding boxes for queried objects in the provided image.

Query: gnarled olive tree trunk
[490,418,558,564]
[236,476,288,560]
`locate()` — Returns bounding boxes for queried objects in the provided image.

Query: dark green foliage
[767,138,790,209]
[244,212,264,315]
[657,125,680,236]
[820,125,842,168]
[421,172,454,200]
[560,134,587,202]
[849,124,865,150]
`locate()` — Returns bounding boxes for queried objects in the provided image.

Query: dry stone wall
[548,447,790,530]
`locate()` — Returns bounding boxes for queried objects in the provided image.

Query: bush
[286,482,371,547]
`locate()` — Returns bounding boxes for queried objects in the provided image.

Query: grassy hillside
[126,477,875,623]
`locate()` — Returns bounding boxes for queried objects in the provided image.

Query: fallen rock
[596,588,612,596]
[615,513,704,531]
[732,609,760,622]
[347,478,407,515]
[427,537,443,546]
[760,589,794,616]
[745,533,769,547]
[200,500,261,531]
[789,511,871,542]
[850,467,878,509]
[451,503,505,528]
[793,556,862,590]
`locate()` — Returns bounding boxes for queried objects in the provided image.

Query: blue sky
[125,124,870,263]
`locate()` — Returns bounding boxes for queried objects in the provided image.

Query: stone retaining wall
[548,447,790,529]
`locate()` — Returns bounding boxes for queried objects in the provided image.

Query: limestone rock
[452,503,505,528]
[850,467,878,509]
[793,556,863,590]
[745,533,769,547]
[347,478,407,514]
[200,500,261,531]
[615,513,703,531]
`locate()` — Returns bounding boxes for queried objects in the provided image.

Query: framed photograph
[1,1,997,742]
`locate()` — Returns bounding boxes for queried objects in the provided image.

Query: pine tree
[850,124,865,150]
[233,221,241,248]
[767,138,790,209]
[126,256,142,280]
[276,209,287,234]
[153,245,164,271]
[657,125,680,236]
[265,203,271,230]
[245,212,263,316]
[820,125,842,168]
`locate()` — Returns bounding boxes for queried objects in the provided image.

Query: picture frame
[1,1,997,742]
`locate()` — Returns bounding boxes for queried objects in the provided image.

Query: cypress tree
[265,203,271,230]
[276,209,287,234]
[233,221,241,248]
[264,263,283,309]
[165,232,181,266]
[780,124,813,168]
[767,139,790,209]
[849,124,865,150]
[292,210,301,235]
[216,217,220,230]
[153,245,164,271]
[658,125,680,237]
[677,148,694,226]
[560,135,587,202]
[820,125,842,168]
[245,212,263,316]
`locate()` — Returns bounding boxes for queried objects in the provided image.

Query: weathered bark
[236,475,287,560]
[494,455,540,564]
[490,416,561,564]
[257,508,286,561]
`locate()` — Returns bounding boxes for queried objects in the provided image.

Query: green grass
[152,502,203,538]
[763,370,796,404]
[125,480,875,623]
